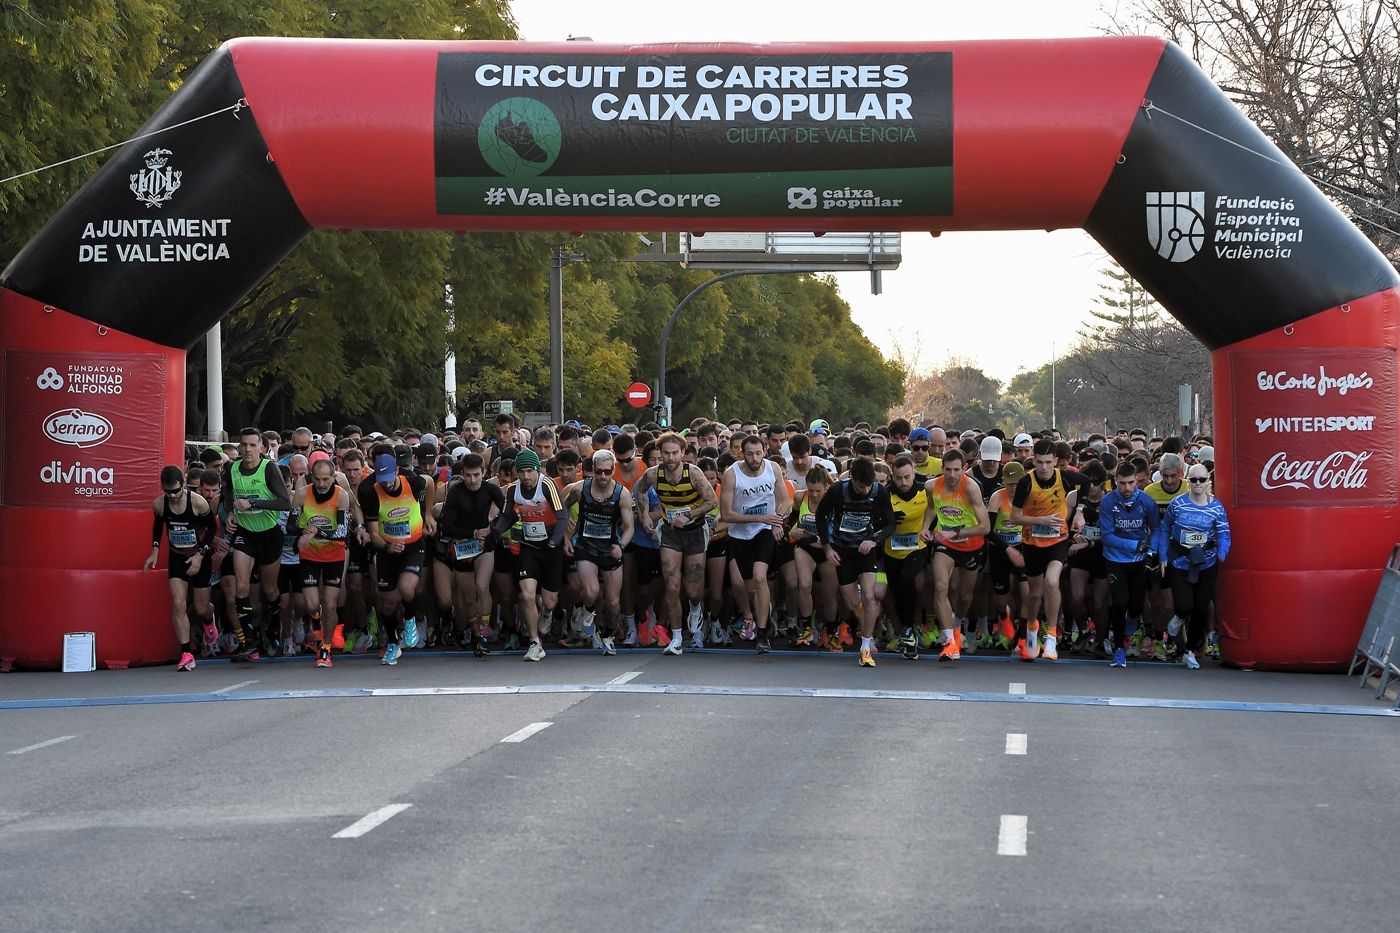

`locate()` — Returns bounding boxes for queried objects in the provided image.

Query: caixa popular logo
[43,409,113,448]
[1146,191,1206,262]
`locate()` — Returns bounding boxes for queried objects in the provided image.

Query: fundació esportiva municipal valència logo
[129,148,183,208]
[478,98,562,177]
[1146,190,1205,262]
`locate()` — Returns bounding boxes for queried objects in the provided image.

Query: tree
[1118,0,1400,260]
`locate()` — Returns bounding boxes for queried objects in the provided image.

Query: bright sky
[510,0,1120,385]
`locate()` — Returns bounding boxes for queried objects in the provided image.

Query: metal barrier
[1355,545,1400,708]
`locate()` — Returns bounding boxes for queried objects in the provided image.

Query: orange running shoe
[838,622,854,646]
[939,628,962,662]
[330,623,346,650]
[636,618,654,647]
[858,648,876,667]
[654,624,671,648]
[826,631,844,652]
[998,608,1017,645]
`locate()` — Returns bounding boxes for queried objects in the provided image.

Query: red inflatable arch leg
[0,289,185,669]
[1211,287,1400,670]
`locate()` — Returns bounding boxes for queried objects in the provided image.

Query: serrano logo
[43,409,113,448]
[1259,450,1371,491]
[1146,191,1206,262]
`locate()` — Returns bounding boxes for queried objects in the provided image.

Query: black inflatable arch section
[1,37,1396,670]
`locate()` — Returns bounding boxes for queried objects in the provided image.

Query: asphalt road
[2,650,1397,933]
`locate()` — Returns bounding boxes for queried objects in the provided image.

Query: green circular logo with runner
[478,97,562,177]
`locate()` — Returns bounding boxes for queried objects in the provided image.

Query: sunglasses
[593,468,611,475]
[162,486,183,494]
[1188,477,1210,484]
[910,445,929,451]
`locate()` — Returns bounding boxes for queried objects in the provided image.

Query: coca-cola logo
[1259,450,1371,491]
[42,409,113,448]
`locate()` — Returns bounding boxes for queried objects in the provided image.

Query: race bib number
[889,532,920,551]
[1081,525,1102,542]
[705,512,718,530]
[582,519,612,540]
[1178,528,1209,547]
[665,507,692,524]
[799,513,817,531]
[383,520,410,539]
[453,538,482,560]
[742,502,770,516]
[839,513,870,535]
[997,531,1021,546]
[1031,522,1061,538]
[168,529,197,550]
[523,520,548,542]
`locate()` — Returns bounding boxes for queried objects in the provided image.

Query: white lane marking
[1008,682,1027,695]
[500,721,553,743]
[8,735,77,755]
[332,803,412,839]
[1005,733,1028,755]
[998,815,1028,855]
[212,680,259,694]
[607,671,643,685]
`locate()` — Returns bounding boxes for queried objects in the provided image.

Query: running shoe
[601,636,617,656]
[757,634,771,654]
[687,603,704,631]
[316,647,333,669]
[825,631,844,652]
[294,619,306,647]
[837,622,853,646]
[539,611,554,637]
[1183,650,1200,670]
[381,643,401,666]
[688,627,705,651]
[1041,634,1059,661]
[474,637,492,658]
[524,640,547,662]
[900,629,918,661]
[402,617,419,650]
[739,617,757,641]
[939,629,961,662]
[330,624,346,651]
[1102,637,1115,657]
[177,651,196,672]
[636,618,654,647]
[858,648,876,668]
[354,632,375,654]
[663,638,683,656]
[708,619,726,645]
[1153,639,1170,662]
[232,643,260,663]
[1206,632,1220,657]
[1111,647,1127,668]
[654,624,672,649]
[962,630,978,656]
[919,627,939,650]
[1016,637,1039,662]
[504,633,522,652]
[795,625,814,647]
[579,609,597,638]
[202,621,219,650]
[281,640,297,657]
[591,630,605,651]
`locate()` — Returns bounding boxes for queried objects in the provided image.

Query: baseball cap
[373,453,397,483]
[1013,432,1034,448]
[1002,460,1026,487]
[308,450,332,467]
[909,427,931,443]
[606,425,621,435]
[515,448,542,472]
[565,419,583,429]
[1197,445,1215,461]
[449,445,468,461]
[809,418,830,433]
[960,429,978,440]
[979,436,1003,461]
[810,425,829,436]
[421,432,438,447]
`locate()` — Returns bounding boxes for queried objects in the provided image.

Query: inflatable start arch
[2,37,1396,670]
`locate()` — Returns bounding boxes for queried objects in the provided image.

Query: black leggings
[1168,564,1218,652]
[1106,561,1150,650]
[883,549,926,630]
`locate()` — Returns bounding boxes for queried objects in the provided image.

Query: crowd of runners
[150,415,1228,673]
